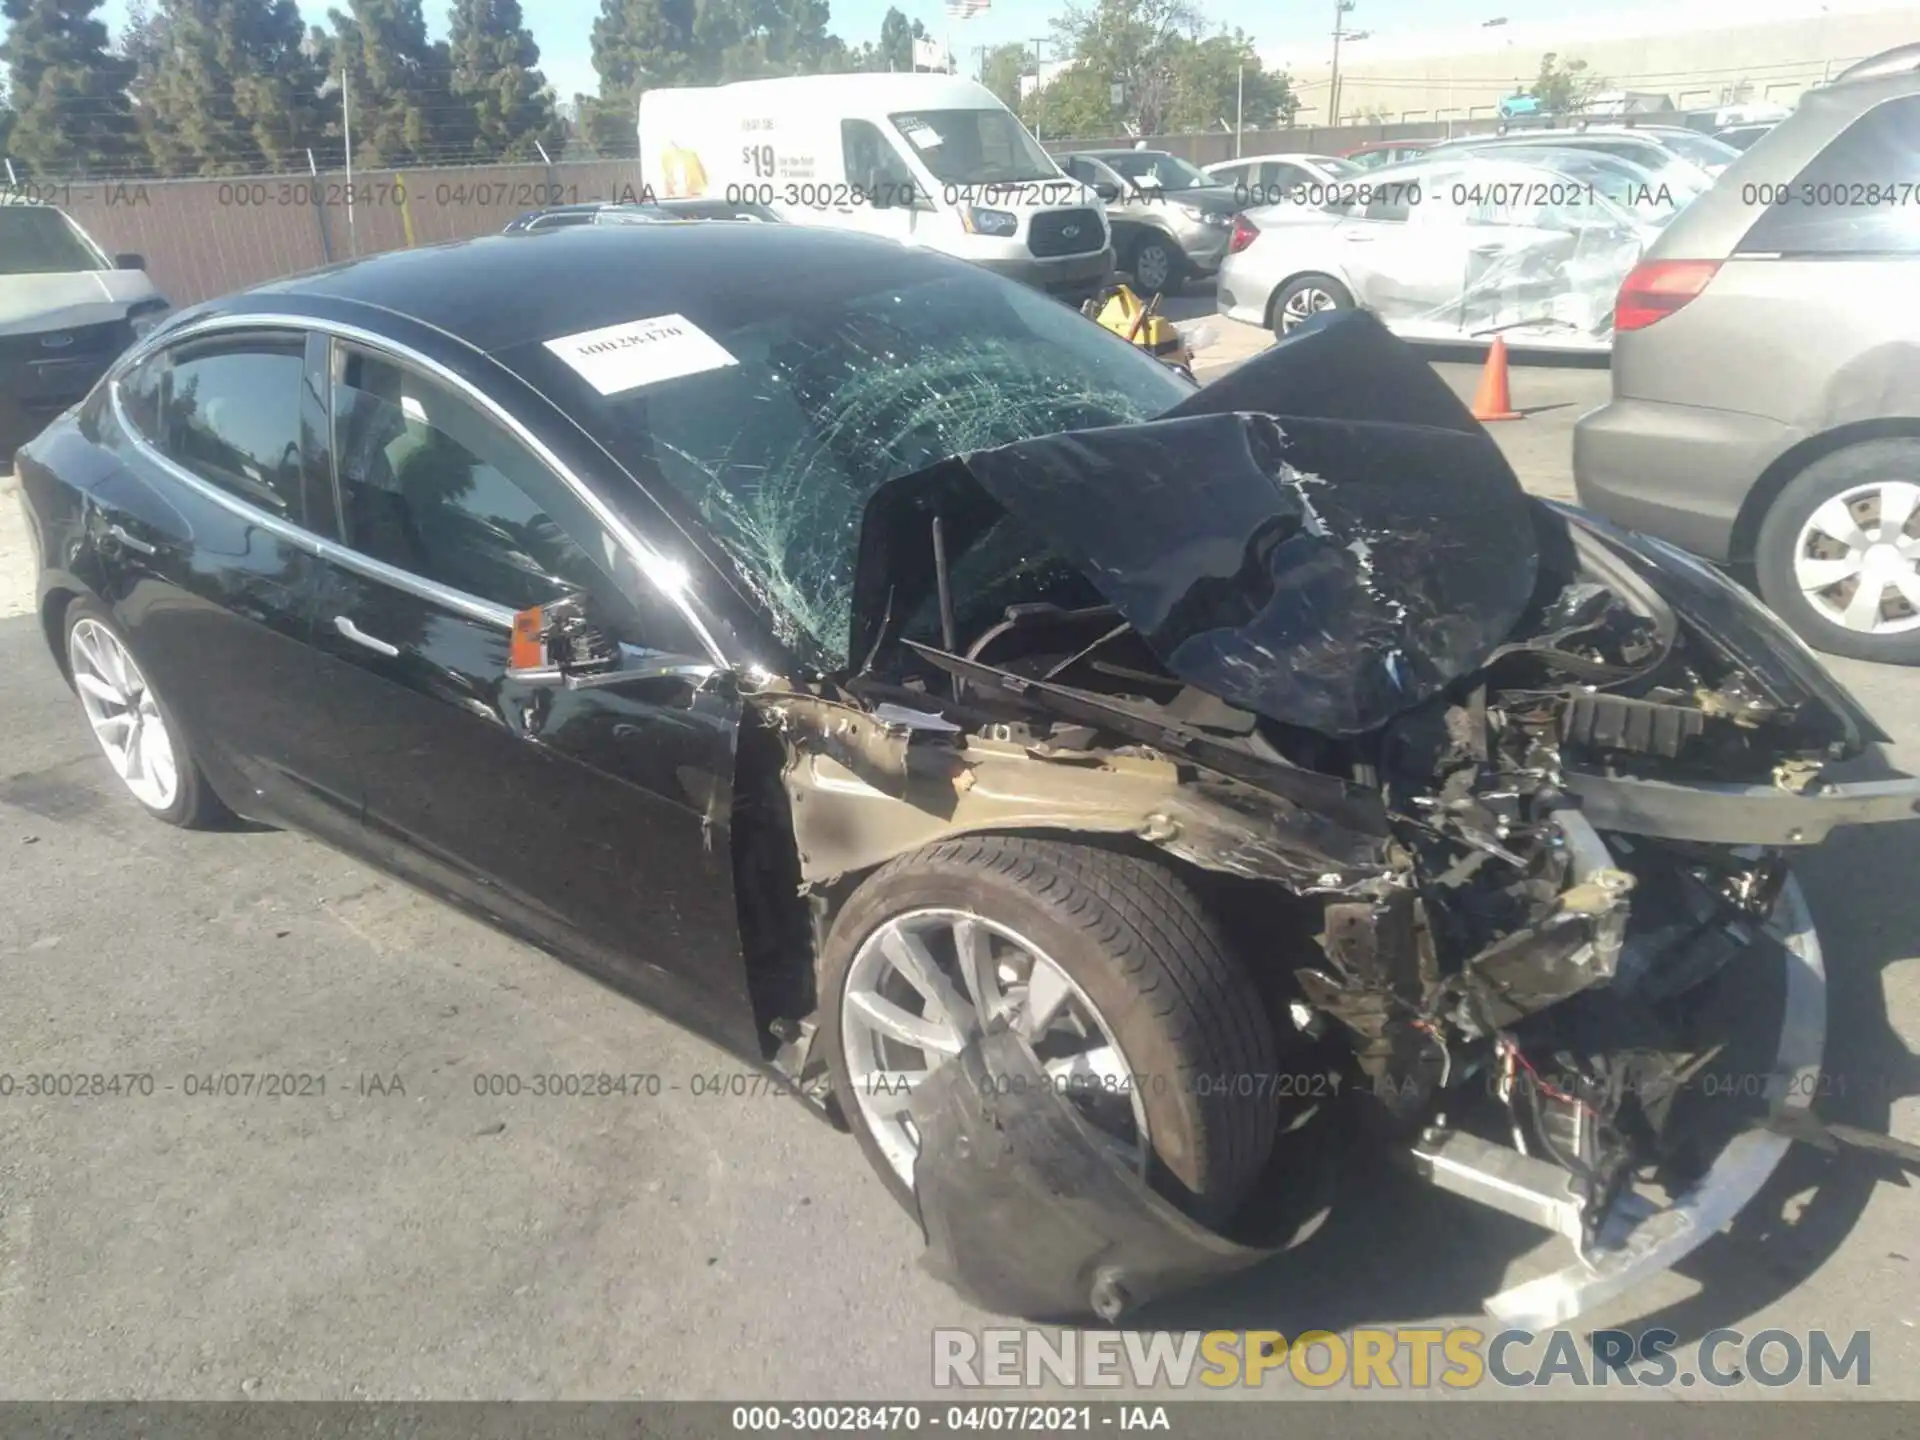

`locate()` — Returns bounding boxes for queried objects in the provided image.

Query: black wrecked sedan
[18,224,1920,1327]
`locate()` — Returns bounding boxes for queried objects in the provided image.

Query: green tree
[1161,30,1294,133]
[1050,0,1201,136]
[447,0,558,159]
[1527,52,1601,116]
[1021,64,1115,139]
[873,5,923,73]
[980,40,1026,111]
[317,0,446,165]
[135,0,327,175]
[1,0,143,173]
[585,0,694,154]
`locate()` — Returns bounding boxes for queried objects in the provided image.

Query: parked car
[1216,152,1656,350]
[2,200,170,460]
[1059,149,1239,292]
[1201,151,1360,207]
[1427,128,1724,188]
[1713,123,1779,152]
[23,220,1918,1326]
[502,198,785,231]
[1340,139,1432,170]
[1574,43,1920,664]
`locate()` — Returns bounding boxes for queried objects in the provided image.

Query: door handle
[104,522,156,556]
[334,614,401,657]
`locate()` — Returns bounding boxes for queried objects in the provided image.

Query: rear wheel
[818,836,1280,1227]
[64,600,226,827]
[1270,273,1354,337]
[1754,438,1920,664]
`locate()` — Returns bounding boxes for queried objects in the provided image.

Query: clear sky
[68,0,1601,107]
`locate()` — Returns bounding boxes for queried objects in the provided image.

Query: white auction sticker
[543,313,738,397]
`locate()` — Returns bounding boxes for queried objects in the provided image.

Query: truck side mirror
[1094,181,1121,202]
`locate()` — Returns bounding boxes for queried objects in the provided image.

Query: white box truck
[639,73,1115,303]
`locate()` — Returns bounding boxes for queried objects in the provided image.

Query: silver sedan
[1215,154,1662,353]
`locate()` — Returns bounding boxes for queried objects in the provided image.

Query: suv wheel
[1755,438,1920,663]
[1129,236,1185,295]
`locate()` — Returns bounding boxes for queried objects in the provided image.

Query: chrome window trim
[109,376,517,630]
[109,310,728,663]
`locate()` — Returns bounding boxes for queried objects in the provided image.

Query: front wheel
[1754,438,1920,664]
[1128,235,1186,296]
[1270,273,1354,337]
[818,836,1280,1227]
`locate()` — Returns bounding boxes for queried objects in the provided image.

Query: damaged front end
[748,309,1920,1326]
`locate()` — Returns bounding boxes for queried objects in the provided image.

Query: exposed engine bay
[538,311,1920,1324]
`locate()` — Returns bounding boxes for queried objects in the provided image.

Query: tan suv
[1573,43,1920,664]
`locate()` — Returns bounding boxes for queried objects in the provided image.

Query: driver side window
[328,342,611,615]
[842,120,919,202]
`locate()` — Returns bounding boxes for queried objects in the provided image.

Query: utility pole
[1329,0,1354,127]
[1235,63,1244,156]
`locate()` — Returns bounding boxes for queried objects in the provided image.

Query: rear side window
[1737,96,1920,255]
[152,335,309,520]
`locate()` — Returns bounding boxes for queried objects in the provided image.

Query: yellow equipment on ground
[1080,284,1193,378]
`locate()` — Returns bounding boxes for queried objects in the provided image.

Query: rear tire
[63,599,227,828]
[818,836,1279,1227]
[1754,438,1920,664]
[1270,273,1354,337]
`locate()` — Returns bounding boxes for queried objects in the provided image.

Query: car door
[1331,165,1478,329]
[100,326,362,842]
[837,118,923,244]
[302,333,763,1056]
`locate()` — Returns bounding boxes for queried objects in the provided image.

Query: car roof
[1204,153,1333,167]
[217,224,941,358]
[1649,57,1920,260]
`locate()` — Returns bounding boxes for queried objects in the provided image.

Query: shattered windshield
[0,206,110,274]
[546,267,1190,663]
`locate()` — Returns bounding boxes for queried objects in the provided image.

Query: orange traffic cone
[1470,336,1521,422]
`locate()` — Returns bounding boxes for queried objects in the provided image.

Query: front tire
[1128,235,1186,296]
[1754,438,1920,664]
[818,836,1279,1226]
[64,600,226,827]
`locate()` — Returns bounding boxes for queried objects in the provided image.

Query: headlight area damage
[746,311,1920,1327]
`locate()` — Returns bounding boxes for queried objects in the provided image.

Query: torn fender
[909,1025,1282,1323]
[767,693,1393,890]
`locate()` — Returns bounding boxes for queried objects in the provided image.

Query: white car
[1214,153,1659,352]
[1202,152,1361,209]
[1,199,170,456]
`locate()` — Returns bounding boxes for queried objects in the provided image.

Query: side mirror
[1094,181,1121,202]
[506,594,719,691]
[115,252,146,270]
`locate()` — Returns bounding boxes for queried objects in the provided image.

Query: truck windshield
[0,207,109,275]
[888,109,1059,184]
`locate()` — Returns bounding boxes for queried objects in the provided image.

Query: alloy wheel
[1792,480,1920,635]
[1281,286,1338,332]
[839,908,1150,1188]
[68,618,181,812]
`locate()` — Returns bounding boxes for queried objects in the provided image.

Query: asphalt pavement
[1,334,1916,1400]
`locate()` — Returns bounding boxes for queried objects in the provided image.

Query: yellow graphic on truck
[658,141,709,199]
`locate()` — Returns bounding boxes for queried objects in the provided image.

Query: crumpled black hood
[851,310,1542,736]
